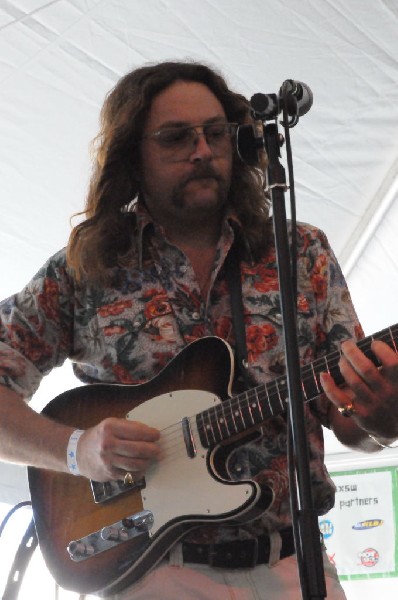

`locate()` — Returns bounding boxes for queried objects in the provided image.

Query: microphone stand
[264,122,326,600]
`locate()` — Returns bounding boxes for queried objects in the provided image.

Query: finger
[320,373,367,424]
[341,340,379,381]
[320,372,357,408]
[341,341,398,400]
[114,438,161,461]
[338,354,375,404]
[112,418,161,442]
[339,340,392,398]
[371,340,398,370]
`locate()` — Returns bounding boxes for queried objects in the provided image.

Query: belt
[179,527,295,569]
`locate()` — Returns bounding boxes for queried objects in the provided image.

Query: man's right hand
[0,385,160,482]
[76,418,161,482]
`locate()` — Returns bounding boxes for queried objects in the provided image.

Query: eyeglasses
[142,122,238,159]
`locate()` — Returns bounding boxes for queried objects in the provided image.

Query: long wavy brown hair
[67,61,271,283]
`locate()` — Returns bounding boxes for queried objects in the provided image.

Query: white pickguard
[127,390,256,536]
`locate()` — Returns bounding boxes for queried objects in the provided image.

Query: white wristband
[67,429,85,475]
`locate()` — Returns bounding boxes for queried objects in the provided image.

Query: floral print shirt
[0,207,363,542]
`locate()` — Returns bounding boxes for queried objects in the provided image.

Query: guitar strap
[2,512,38,600]
[224,241,253,390]
[3,511,87,600]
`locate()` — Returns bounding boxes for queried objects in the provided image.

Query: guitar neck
[197,323,398,448]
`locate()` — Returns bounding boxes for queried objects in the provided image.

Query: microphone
[236,80,313,165]
[280,79,313,117]
[250,80,313,121]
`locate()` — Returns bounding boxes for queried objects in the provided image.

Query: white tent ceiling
[1,0,398,505]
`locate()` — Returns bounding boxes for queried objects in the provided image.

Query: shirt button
[191,311,200,320]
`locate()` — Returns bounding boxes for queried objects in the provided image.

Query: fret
[202,409,217,445]
[229,402,239,434]
[231,397,246,433]
[257,389,265,420]
[216,402,231,438]
[301,361,323,402]
[389,326,398,353]
[392,324,398,350]
[275,378,286,411]
[250,388,265,422]
[246,392,254,423]
[323,354,330,374]
[325,352,345,387]
[261,380,284,418]
[213,405,224,442]
[222,402,232,436]
[237,393,254,431]
[243,391,264,427]
[311,362,321,394]
[196,321,398,450]
[198,413,209,447]
[253,385,273,421]
[263,383,274,416]
[236,389,268,431]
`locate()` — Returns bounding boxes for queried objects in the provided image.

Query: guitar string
[188,326,398,448]
[145,327,398,458]
[153,346,369,456]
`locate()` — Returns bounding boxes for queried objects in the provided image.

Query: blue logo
[319,519,334,539]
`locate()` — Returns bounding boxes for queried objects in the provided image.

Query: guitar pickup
[91,476,145,504]
[67,510,154,562]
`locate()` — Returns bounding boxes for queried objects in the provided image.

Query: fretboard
[196,323,398,448]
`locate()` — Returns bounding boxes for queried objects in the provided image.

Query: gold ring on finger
[124,471,135,485]
[338,402,355,418]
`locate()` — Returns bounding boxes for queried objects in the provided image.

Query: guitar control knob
[101,526,120,541]
[67,540,95,559]
[133,513,154,530]
[122,517,134,529]
[101,526,129,541]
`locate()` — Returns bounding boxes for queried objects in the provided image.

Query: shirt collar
[132,198,243,267]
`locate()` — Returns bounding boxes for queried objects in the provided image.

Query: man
[0,61,397,599]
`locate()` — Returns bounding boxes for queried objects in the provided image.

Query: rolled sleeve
[0,250,75,399]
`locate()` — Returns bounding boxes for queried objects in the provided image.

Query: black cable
[0,500,31,538]
[280,84,298,299]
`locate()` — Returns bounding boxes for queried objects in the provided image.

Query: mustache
[181,164,222,185]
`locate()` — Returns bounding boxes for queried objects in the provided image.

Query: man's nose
[189,131,213,161]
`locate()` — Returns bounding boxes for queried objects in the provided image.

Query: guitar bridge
[91,476,145,504]
[67,510,154,562]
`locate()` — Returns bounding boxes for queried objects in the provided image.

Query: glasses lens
[156,127,193,148]
[204,123,233,144]
[148,123,236,159]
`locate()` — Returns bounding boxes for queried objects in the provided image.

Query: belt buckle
[208,538,259,569]
[207,543,217,567]
[233,537,259,569]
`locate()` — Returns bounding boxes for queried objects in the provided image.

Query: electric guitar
[28,325,397,595]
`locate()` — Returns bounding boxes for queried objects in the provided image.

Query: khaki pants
[106,547,346,600]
